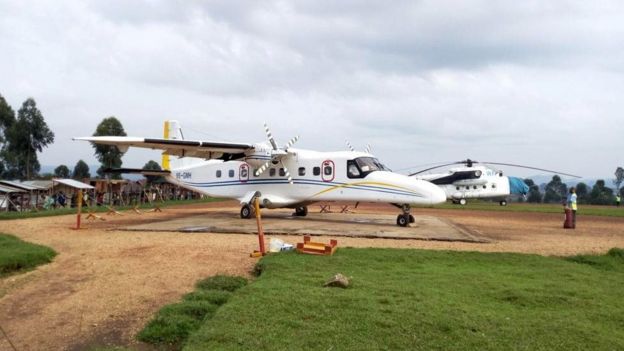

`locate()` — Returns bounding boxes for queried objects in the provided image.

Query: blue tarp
[508,177,529,195]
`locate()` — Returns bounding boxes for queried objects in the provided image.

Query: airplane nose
[429,184,447,205]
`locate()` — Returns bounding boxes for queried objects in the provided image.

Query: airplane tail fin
[162,120,204,171]
[162,120,184,171]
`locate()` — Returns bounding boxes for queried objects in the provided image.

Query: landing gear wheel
[240,204,254,219]
[409,214,415,223]
[294,206,308,217]
[459,198,467,205]
[499,200,507,206]
[397,214,409,227]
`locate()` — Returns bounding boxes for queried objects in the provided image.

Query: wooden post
[75,189,83,230]
[254,197,265,255]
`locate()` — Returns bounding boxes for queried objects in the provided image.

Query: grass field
[425,201,624,217]
[137,275,247,350]
[0,198,223,221]
[183,248,624,351]
[0,233,57,278]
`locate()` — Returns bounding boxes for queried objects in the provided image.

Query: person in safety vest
[567,187,577,228]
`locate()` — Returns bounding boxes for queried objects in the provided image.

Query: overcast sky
[1,0,623,179]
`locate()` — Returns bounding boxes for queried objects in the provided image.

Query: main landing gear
[499,200,507,206]
[396,204,415,227]
[240,203,254,219]
[294,206,308,217]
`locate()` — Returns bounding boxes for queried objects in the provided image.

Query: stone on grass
[323,273,350,288]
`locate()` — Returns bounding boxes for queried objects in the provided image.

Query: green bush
[195,275,247,292]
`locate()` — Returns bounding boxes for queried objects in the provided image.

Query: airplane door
[239,163,249,183]
[321,160,335,182]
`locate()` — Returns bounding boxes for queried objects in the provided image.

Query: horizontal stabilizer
[102,168,171,176]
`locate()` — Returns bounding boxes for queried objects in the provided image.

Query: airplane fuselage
[166,148,446,208]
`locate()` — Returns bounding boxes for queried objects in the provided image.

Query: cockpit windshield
[347,157,391,178]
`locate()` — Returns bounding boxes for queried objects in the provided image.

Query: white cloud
[0,0,623,179]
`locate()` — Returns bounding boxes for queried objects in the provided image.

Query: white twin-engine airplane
[75,120,446,227]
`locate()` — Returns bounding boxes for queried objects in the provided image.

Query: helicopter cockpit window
[347,157,387,178]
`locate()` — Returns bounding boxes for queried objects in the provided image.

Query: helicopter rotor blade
[482,162,581,178]
[408,161,466,176]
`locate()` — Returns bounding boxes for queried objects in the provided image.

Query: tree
[72,160,91,179]
[54,165,71,178]
[0,94,16,178]
[575,182,590,204]
[0,94,15,144]
[92,117,126,179]
[524,178,542,203]
[543,175,567,203]
[3,98,54,179]
[589,180,615,205]
[143,160,164,183]
[614,167,624,195]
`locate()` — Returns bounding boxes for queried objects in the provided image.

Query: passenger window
[483,185,487,189]
[216,170,222,178]
[313,167,320,176]
[492,184,497,188]
[228,170,235,178]
[279,168,286,177]
[456,186,460,190]
[473,186,477,189]
[298,167,306,176]
[324,165,333,176]
[270,168,276,177]
[465,186,469,190]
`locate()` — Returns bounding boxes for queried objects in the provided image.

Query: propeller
[408,159,581,178]
[254,123,299,184]
[344,139,373,154]
[345,139,355,152]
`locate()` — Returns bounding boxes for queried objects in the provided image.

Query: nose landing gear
[396,204,415,227]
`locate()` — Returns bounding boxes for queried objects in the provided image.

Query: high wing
[73,136,255,161]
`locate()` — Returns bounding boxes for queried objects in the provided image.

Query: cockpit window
[347,157,389,178]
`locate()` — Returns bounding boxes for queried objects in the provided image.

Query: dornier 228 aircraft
[74,120,446,227]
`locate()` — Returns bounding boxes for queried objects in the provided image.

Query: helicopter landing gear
[240,203,254,219]
[294,206,308,217]
[396,204,414,227]
[499,200,507,206]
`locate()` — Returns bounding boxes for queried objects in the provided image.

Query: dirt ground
[1,201,623,351]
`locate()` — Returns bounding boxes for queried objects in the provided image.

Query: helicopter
[408,159,581,206]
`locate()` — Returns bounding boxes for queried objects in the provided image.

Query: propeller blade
[482,162,581,178]
[365,144,372,154]
[263,122,279,150]
[281,161,294,184]
[284,135,299,151]
[345,139,355,152]
[255,161,272,176]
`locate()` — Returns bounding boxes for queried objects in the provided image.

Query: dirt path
[0,202,623,350]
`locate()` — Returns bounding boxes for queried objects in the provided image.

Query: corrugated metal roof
[0,184,26,193]
[52,179,95,189]
[22,180,54,190]
[0,180,42,191]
